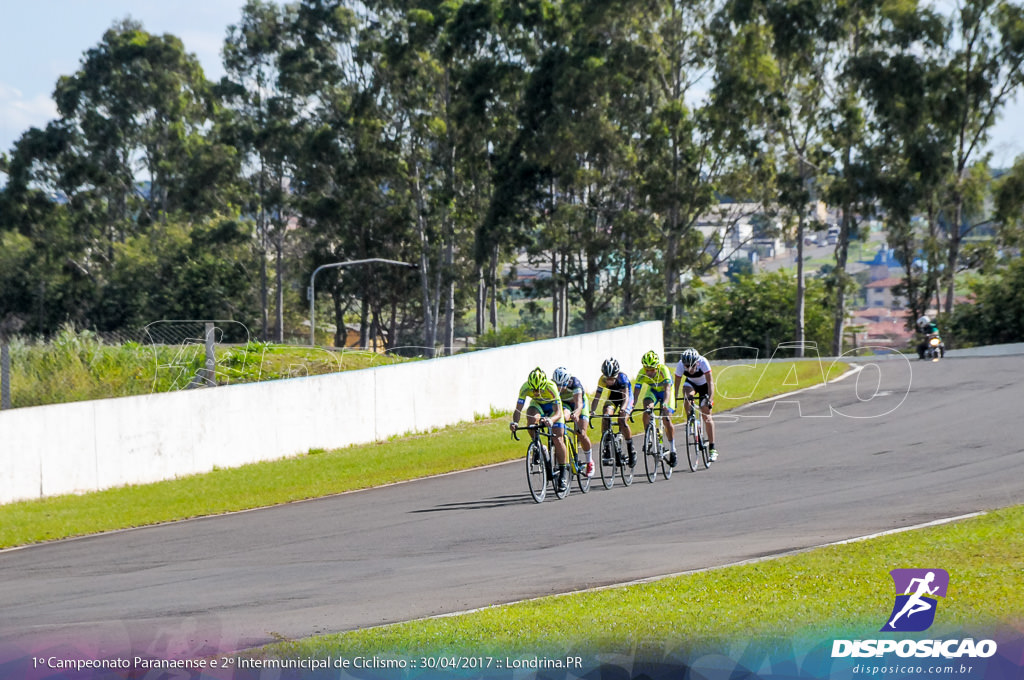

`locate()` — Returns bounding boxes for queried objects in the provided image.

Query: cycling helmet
[641,350,660,368]
[917,315,930,329]
[527,367,547,391]
[551,366,571,388]
[601,357,619,378]
[680,347,700,369]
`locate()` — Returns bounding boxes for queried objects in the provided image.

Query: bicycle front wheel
[569,436,590,494]
[526,441,548,502]
[643,420,658,483]
[599,430,616,490]
[686,417,700,472]
[620,434,634,486]
[660,427,673,480]
[700,421,712,468]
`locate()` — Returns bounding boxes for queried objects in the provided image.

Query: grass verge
[4,327,408,408]
[263,506,1024,659]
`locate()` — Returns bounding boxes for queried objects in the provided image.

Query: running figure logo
[881,569,949,632]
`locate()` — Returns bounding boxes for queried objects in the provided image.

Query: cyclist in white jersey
[673,347,718,461]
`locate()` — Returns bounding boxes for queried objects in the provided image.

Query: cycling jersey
[516,378,565,429]
[636,363,673,388]
[558,376,589,414]
[517,379,561,407]
[675,355,712,386]
[594,371,634,413]
[636,363,675,412]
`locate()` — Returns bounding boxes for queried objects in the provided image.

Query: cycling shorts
[526,401,566,432]
[642,388,675,415]
[600,389,634,415]
[684,380,713,410]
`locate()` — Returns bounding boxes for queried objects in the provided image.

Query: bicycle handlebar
[510,422,553,441]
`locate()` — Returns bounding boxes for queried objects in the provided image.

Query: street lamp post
[308,258,416,346]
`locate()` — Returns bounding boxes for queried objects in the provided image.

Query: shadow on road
[409,494,533,512]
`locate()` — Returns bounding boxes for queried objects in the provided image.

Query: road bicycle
[591,414,634,489]
[683,393,711,471]
[633,406,673,483]
[512,422,571,502]
[565,420,592,494]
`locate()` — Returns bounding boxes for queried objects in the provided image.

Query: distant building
[848,308,914,351]
[864,277,906,308]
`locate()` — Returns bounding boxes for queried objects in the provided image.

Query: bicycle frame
[590,413,634,488]
[513,423,571,501]
[633,406,672,483]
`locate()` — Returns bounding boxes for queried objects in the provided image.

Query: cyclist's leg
[577,411,594,475]
[618,393,637,465]
[551,421,568,465]
[682,383,695,419]
[525,405,542,442]
[642,397,654,429]
[660,402,676,446]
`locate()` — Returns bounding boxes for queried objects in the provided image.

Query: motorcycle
[923,332,944,361]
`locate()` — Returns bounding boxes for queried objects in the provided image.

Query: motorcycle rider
[915,315,944,360]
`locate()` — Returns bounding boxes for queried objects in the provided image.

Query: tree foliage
[1,0,1023,356]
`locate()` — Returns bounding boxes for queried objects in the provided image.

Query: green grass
[0,360,848,549]
[263,506,1024,659]
[4,327,408,408]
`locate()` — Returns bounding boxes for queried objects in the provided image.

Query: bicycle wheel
[620,434,634,486]
[660,426,673,480]
[685,415,700,472]
[526,441,548,502]
[569,435,590,494]
[700,419,712,468]
[643,420,658,483]
[554,458,570,500]
[599,430,616,489]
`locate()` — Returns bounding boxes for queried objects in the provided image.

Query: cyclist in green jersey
[510,367,570,493]
[632,349,678,467]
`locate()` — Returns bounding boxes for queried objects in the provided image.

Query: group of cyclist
[510,348,718,494]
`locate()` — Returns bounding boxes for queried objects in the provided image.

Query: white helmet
[680,348,700,369]
[917,315,930,329]
[551,366,571,388]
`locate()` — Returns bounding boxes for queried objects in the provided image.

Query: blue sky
[1,0,1022,167]
[0,0,246,154]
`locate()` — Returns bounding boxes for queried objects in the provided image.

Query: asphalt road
[2,354,1023,661]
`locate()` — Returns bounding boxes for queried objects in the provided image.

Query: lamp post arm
[309,259,416,346]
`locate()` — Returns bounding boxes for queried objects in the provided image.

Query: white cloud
[0,83,58,152]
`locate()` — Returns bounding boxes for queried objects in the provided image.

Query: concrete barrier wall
[0,322,662,504]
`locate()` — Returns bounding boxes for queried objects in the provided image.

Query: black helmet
[601,357,619,378]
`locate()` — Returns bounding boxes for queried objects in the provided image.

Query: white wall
[0,322,662,504]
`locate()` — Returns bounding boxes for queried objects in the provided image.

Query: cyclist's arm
[511,395,527,428]
[570,392,584,420]
[704,370,714,403]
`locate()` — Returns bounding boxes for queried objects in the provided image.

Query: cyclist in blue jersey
[551,366,594,477]
[632,349,678,467]
[511,367,569,493]
[589,357,637,468]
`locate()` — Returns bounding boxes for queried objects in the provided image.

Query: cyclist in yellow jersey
[589,357,638,468]
[510,367,570,493]
[631,350,678,467]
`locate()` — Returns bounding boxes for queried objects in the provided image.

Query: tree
[935,0,1024,313]
[221,0,295,342]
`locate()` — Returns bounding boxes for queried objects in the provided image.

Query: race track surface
[2,354,1022,659]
